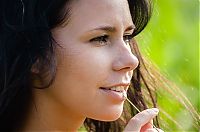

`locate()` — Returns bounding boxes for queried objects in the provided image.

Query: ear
[31,59,40,74]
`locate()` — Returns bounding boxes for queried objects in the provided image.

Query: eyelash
[89,35,109,46]
[89,34,134,46]
[123,34,133,44]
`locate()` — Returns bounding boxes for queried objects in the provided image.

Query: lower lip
[99,88,126,102]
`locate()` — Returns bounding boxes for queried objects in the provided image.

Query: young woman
[0,0,164,131]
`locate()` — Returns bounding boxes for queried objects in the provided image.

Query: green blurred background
[136,0,199,131]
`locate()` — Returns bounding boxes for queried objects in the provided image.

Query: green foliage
[136,0,199,131]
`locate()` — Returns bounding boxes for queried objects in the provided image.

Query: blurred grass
[136,0,199,131]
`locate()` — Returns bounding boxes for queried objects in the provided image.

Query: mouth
[99,85,129,102]
[100,83,129,92]
[99,86,125,93]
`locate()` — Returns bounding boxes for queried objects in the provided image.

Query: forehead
[68,0,133,30]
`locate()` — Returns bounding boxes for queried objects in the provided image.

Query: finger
[150,119,153,125]
[145,128,164,132]
[124,108,159,132]
[141,119,155,132]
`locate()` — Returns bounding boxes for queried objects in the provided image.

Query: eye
[123,34,133,45]
[89,35,109,46]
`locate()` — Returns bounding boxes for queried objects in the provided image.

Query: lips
[100,86,125,92]
[99,85,128,102]
[100,83,129,92]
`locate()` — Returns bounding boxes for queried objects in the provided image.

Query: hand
[124,108,164,132]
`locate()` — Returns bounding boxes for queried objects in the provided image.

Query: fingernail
[147,108,159,115]
[152,108,159,114]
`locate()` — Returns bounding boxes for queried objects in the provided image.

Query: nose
[112,43,139,72]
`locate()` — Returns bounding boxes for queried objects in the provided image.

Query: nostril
[121,66,133,71]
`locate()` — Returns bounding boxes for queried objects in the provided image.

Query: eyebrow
[87,25,136,33]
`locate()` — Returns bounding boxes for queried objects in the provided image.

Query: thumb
[124,108,159,132]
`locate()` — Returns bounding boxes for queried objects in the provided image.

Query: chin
[90,106,124,121]
[101,112,122,121]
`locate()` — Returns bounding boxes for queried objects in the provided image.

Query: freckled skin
[29,0,139,130]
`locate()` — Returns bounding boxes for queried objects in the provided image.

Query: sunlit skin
[22,0,162,131]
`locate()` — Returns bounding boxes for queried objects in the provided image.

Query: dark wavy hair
[0,0,156,131]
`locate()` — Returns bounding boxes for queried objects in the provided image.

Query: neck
[21,90,85,131]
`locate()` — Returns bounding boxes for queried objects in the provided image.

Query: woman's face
[50,0,139,121]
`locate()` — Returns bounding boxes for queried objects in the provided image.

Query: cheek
[52,47,111,101]
[64,49,112,84]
